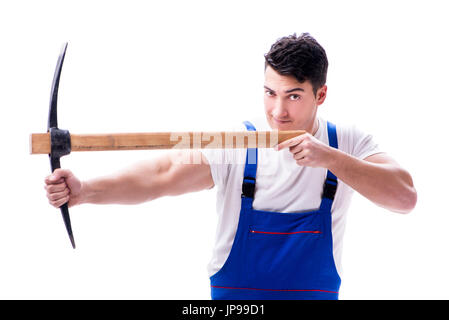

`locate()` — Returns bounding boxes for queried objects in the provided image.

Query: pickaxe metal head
[47,42,75,249]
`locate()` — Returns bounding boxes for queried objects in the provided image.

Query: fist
[44,169,82,208]
[274,132,335,168]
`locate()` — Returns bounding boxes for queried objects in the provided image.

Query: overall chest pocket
[249,209,324,239]
[248,222,324,246]
[244,211,326,285]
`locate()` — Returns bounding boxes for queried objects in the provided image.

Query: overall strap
[241,121,257,199]
[320,121,339,212]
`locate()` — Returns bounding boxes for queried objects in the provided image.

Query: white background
[1,0,448,299]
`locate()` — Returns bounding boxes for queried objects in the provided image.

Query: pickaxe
[30,43,305,249]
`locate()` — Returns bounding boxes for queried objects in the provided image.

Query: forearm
[76,150,213,206]
[327,149,417,213]
[79,159,169,205]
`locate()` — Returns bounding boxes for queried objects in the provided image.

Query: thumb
[49,168,73,182]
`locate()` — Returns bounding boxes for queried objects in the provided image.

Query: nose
[272,98,288,119]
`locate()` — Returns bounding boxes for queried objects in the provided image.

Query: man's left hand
[274,133,335,168]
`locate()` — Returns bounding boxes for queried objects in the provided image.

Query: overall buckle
[322,178,338,200]
[241,177,256,198]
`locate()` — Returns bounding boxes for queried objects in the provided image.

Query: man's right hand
[44,169,82,208]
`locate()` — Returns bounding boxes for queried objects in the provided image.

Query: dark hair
[264,33,328,95]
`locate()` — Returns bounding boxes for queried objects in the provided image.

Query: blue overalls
[210,120,341,300]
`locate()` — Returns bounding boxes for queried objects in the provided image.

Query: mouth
[272,117,291,125]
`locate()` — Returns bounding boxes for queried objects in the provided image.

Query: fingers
[49,195,70,208]
[274,132,329,168]
[274,138,295,151]
[274,134,307,151]
[44,168,73,208]
[293,149,306,159]
[46,186,70,201]
[275,135,309,164]
[46,184,70,207]
[44,181,67,193]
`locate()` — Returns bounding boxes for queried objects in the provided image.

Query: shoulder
[321,118,382,159]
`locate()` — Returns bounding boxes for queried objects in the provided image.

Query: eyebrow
[264,85,305,93]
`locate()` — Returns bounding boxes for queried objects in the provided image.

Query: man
[45,33,417,300]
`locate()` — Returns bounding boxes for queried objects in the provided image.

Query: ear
[316,85,327,106]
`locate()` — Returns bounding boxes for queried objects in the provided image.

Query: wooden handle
[30,130,305,154]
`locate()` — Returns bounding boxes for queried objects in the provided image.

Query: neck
[311,117,319,135]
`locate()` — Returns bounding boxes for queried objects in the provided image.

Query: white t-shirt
[200,116,382,278]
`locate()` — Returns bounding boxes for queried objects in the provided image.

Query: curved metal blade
[47,42,76,249]
[48,42,68,130]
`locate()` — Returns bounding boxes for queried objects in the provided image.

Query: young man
[44,33,417,300]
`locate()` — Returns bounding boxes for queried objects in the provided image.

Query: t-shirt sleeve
[348,125,383,160]
[199,122,247,188]
[200,148,229,188]
[200,119,265,188]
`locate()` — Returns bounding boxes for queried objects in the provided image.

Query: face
[264,65,327,133]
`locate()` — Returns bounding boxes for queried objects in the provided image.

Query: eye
[289,94,301,101]
[265,90,275,97]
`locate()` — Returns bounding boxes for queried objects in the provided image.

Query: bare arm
[275,133,417,214]
[327,151,417,213]
[45,150,214,208]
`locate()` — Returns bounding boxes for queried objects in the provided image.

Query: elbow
[394,169,418,214]
[396,186,417,214]
[388,168,418,214]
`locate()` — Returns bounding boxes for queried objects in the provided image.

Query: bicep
[364,152,414,186]
[363,152,399,165]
